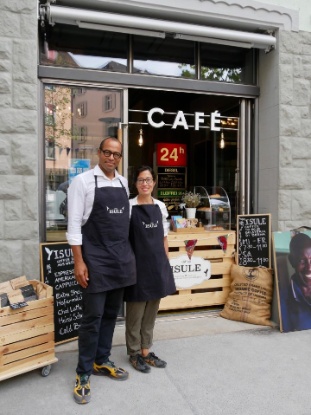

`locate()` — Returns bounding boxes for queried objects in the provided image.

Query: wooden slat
[0,318,54,346]
[0,352,58,380]
[0,305,54,327]
[3,341,55,365]
[175,275,231,291]
[159,289,230,310]
[0,297,53,322]
[0,332,54,356]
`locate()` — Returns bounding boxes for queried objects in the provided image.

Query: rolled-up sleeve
[66,175,87,246]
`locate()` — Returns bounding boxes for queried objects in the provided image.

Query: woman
[124,166,176,373]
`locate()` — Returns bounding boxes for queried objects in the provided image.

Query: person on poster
[124,166,176,373]
[66,137,136,404]
[283,233,311,331]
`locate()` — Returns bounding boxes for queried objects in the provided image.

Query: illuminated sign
[156,143,187,166]
[148,107,221,131]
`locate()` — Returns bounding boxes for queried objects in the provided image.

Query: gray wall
[278,30,311,231]
[0,0,40,282]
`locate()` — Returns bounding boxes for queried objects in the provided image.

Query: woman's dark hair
[133,166,156,182]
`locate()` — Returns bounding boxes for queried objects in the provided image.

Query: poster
[273,228,311,332]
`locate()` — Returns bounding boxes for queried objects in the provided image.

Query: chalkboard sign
[40,242,82,344]
[237,214,271,267]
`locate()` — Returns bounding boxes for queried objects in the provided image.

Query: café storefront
[38,0,279,313]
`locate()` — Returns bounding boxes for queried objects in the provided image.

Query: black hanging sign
[237,214,271,267]
[40,242,82,344]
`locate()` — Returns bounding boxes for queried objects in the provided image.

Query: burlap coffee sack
[220,264,273,326]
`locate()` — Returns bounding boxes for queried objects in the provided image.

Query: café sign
[148,107,222,131]
[170,255,211,289]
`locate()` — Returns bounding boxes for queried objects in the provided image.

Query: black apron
[124,204,176,302]
[81,176,136,293]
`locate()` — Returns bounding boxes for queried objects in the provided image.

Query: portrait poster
[273,228,311,332]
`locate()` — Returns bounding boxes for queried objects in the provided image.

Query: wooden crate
[0,280,58,381]
[160,230,236,310]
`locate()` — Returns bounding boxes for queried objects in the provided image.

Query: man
[285,232,311,331]
[66,137,136,404]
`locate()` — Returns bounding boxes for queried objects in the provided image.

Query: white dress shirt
[66,165,129,246]
[129,196,170,237]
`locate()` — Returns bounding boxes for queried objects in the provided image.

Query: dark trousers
[76,288,124,375]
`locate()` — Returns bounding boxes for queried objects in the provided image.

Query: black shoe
[143,352,167,368]
[92,360,129,380]
[129,354,151,373]
[74,374,91,404]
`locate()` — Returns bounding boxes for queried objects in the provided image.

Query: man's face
[297,246,311,279]
[97,139,122,177]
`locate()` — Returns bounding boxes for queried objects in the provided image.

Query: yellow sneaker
[73,374,91,404]
[92,360,129,380]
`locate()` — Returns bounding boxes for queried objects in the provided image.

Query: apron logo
[142,220,159,229]
[106,206,125,214]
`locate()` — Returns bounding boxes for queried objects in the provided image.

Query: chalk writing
[237,214,271,267]
[40,242,82,344]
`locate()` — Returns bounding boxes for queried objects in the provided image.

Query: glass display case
[194,186,231,230]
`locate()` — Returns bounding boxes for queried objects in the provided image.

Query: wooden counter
[159,230,236,310]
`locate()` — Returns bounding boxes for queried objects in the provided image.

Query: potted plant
[182,191,201,218]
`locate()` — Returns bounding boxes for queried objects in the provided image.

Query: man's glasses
[99,149,122,160]
[137,178,153,184]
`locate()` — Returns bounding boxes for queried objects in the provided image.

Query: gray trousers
[125,299,161,356]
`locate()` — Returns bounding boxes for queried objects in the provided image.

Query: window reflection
[40,23,255,84]
[133,35,195,78]
[44,85,122,241]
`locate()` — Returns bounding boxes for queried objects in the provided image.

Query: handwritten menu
[40,242,82,344]
[237,214,271,267]
[157,167,186,189]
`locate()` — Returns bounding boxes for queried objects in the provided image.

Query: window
[104,94,116,112]
[43,84,122,241]
[76,102,87,118]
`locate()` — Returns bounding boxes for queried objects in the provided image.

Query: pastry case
[194,186,231,230]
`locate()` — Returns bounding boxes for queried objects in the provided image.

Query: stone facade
[278,30,311,231]
[0,0,39,281]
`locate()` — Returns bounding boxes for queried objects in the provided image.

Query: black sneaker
[129,354,151,373]
[74,374,91,404]
[92,360,129,380]
[143,352,167,368]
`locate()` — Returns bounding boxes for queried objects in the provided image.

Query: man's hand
[74,260,89,288]
[71,245,89,288]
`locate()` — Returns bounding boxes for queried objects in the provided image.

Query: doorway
[127,88,243,228]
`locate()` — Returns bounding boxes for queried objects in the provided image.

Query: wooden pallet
[0,280,58,381]
[160,231,236,310]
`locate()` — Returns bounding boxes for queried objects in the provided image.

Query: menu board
[40,242,82,344]
[157,167,186,189]
[237,214,271,267]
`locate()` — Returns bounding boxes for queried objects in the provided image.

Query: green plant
[182,191,201,208]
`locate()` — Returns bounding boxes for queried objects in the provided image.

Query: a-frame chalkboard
[40,242,82,344]
[237,214,271,268]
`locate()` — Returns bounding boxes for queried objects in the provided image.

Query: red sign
[156,143,187,166]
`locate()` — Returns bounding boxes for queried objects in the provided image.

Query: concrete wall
[0,0,39,281]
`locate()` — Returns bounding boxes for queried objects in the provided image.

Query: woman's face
[297,246,311,279]
[136,170,155,196]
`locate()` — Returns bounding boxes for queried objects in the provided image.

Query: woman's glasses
[100,149,122,160]
[136,178,153,184]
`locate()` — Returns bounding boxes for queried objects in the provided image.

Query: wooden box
[160,231,236,310]
[0,280,58,381]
